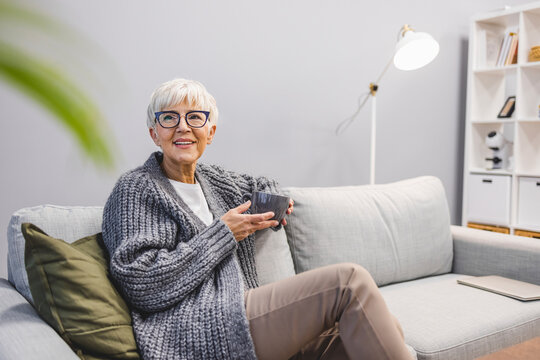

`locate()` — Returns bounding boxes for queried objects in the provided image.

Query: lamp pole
[370,95,376,185]
[367,56,393,185]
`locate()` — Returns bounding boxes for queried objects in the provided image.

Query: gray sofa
[1,176,539,359]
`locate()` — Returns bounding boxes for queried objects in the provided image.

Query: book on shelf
[497,33,511,66]
[495,28,519,67]
[505,34,519,65]
[496,33,509,66]
[511,39,519,64]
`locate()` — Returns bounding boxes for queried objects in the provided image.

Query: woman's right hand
[221,201,279,242]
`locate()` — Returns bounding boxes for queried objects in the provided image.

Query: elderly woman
[102,78,412,360]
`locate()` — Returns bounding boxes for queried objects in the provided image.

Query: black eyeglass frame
[154,110,210,128]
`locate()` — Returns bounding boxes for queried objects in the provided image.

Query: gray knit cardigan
[102,152,280,359]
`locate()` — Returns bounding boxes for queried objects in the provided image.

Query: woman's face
[149,101,216,172]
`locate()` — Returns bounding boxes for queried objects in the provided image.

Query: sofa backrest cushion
[8,205,294,302]
[8,205,104,304]
[283,176,453,287]
[254,227,296,285]
[23,223,139,359]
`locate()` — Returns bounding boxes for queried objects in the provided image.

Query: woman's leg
[290,326,348,360]
[245,263,412,360]
[292,315,404,360]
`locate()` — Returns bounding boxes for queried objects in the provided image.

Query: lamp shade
[393,29,439,71]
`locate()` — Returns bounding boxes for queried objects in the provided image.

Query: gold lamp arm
[398,24,413,40]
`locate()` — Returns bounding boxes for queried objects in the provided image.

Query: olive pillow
[23,223,139,360]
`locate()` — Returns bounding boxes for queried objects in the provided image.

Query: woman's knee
[329,262,374,287]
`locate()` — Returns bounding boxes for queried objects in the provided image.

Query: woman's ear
[149,127,161,147]
[207,124,217,144]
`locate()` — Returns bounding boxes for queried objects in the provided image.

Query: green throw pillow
[23,223,140,360]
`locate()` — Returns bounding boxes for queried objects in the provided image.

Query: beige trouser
[245,263,412,360]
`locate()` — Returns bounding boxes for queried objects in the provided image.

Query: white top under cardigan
[168,178,214,225]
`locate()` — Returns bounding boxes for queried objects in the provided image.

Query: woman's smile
[173,137,197,148]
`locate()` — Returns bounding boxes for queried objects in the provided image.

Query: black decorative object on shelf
[497,96,516,118]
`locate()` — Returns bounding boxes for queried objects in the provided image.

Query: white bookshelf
[462,2,540,237]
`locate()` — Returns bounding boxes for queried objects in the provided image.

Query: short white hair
[146,78,219,128]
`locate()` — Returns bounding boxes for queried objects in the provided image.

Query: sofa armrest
[451,225,540,285]
[0,278,78,360]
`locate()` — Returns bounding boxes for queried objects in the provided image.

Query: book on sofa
[457,276,540,301]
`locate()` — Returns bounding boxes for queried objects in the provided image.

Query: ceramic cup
[248,191,290,223]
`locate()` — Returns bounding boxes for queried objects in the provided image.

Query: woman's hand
[221,201,279,242]
[281,198,294,226]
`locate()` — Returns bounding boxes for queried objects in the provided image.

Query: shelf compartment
[470,70,517,120]
[515,122,540,174]
[516,176,540,229]
[517,66,540,119]
[469,123,514,171]
[467,173,512,226]
[520,9,540,65]
[475,13,520,69]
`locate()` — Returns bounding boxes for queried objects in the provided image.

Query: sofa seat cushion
[380,273,540,360]
[283,176,453,286]
[0,279,79,360]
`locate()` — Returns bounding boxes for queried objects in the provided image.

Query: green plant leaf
[0,0,116,168]
[0,40,114,167]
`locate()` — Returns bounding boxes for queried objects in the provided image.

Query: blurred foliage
[0,0,115,168]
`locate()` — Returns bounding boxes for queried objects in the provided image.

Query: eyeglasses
[154,110,210,128]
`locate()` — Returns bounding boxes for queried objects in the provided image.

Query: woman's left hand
[281,198,294,226]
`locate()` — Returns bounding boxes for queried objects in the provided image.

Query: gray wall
[0,0,533,278]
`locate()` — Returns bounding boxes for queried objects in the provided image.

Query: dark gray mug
[248,191,290,223]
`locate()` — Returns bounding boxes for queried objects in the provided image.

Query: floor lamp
[336,24,439,185]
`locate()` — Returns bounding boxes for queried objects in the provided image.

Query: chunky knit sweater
[102,152,280,360]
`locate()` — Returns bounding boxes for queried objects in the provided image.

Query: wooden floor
[475,337,540,360]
